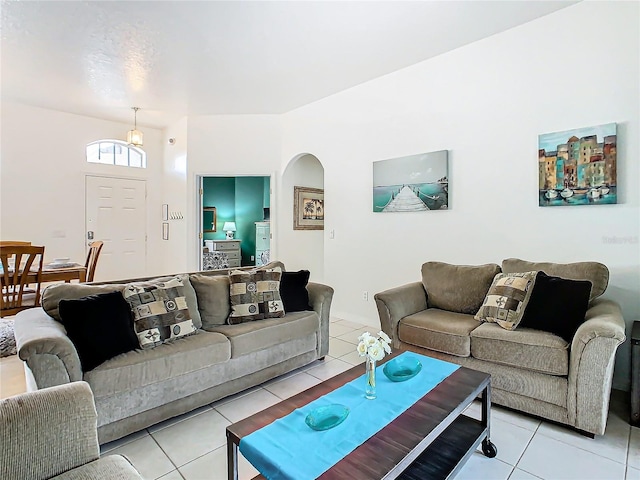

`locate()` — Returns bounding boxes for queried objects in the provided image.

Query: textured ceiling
[1,1,577,128]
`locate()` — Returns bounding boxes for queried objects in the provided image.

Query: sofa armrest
[0,381,100,479]
[307,282,334,358]
[14,307,83,390]
[374,282,428,349]
[567,298,626,435]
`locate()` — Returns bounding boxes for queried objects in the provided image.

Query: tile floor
[2,317,638,479]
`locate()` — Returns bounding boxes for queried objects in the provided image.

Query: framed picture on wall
[294,186,324,230]
[538,123,617,207]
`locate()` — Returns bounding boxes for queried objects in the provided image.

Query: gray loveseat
[14,261,333,444]
[374,258,626,436]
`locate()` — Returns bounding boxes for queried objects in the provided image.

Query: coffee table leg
[481,383,498,458]
[227,438,239,480]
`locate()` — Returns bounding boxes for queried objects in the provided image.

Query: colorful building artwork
[538,123,617,207]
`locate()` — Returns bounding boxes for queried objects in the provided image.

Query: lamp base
[225,231,235,239]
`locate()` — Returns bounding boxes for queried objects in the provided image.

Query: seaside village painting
[538,123,617,207]
[373,150,449,212]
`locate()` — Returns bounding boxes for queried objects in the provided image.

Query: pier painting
[373,150,448,212]
[538,123,617,207]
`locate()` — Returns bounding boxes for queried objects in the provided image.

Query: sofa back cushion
[421,262,501,314]
[501,258,608,302]
[190,274,231,329]
[42,283,126,321]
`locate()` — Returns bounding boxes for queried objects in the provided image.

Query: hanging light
[127,107,144,147]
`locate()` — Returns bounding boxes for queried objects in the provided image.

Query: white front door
[85,175,147,281]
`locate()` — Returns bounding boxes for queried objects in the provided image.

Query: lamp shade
[127,107,143,147]
[127,129,144,147]
[222,222,237,232]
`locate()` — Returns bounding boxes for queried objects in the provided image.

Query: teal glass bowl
[305,404,350,431]
[383,356,422,382]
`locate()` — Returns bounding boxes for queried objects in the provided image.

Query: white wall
[280,1,640,389]
[279,154,325,281]
[0,102,166,278]
[160,117,189,274]
[185,115,282,271]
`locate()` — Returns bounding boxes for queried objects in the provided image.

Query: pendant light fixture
[127,107,144,147]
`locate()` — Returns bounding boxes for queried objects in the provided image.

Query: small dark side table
[632,321,640,426]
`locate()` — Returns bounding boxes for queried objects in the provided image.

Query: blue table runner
[239,352,460,480]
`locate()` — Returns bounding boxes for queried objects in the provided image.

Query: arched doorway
[280,153,325,281]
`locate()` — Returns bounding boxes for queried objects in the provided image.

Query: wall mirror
[203,207,217,232]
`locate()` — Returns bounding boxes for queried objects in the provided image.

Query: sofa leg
[318,357,326,361]
[574,428,595,439]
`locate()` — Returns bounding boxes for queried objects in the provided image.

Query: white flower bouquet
[357,331,392,361]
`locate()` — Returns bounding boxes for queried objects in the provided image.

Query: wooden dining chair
[0,241,32,246]
[0,245,45,317]
[85,241,104,283]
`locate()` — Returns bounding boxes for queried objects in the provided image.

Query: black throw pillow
[519,271,592,343]
[279,270,312,312]
[59,291,140,371]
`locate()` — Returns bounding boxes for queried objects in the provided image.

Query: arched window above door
[86,140,146,168]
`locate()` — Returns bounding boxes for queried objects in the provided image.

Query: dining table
[39,263,87,283]
[2,263,87,284]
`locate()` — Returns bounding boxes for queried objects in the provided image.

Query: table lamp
[223,222,237,239]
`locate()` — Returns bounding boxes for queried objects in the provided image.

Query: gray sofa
[14,261,333,444]
[374,259,626,436]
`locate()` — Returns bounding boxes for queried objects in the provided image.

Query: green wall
[202,176,270,266]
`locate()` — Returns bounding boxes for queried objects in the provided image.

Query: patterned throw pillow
[228,267,284,325]
[122,277,197,349]
[474,271,538,330]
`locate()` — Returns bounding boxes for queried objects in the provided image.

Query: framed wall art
[538,123,617,206]
[293,186,324,230]
[373,150,448,212]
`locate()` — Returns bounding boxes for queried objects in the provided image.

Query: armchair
[0,381,143,480]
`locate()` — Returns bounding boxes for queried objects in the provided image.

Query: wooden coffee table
[226,353,496,480]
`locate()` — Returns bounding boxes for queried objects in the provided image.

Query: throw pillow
[122,277,197,349]
[59,291,139,371]
[519,271,592,342]
[502,258,606,302]
[474,271,538,330]
[190,274,231,329]
[421,262,501,314]
[280,270,312,312]
[228,267,284,324]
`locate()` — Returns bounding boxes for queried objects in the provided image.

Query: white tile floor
[99,317,639,480]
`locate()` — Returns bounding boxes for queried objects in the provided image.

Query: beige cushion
[207,311,318,357]
[421,262,501,314]
[190,274,231,328]
[474,271,538,330]
[398,309,481,357]
[42,283,126,321]
[501,258,608,301]
[470,322,569,376]
[85,330,230,398]
[40,275,202,329]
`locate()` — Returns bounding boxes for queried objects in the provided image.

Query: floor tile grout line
[147,429,183,479]
[511,421,541,474]
[532,428,630,466]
